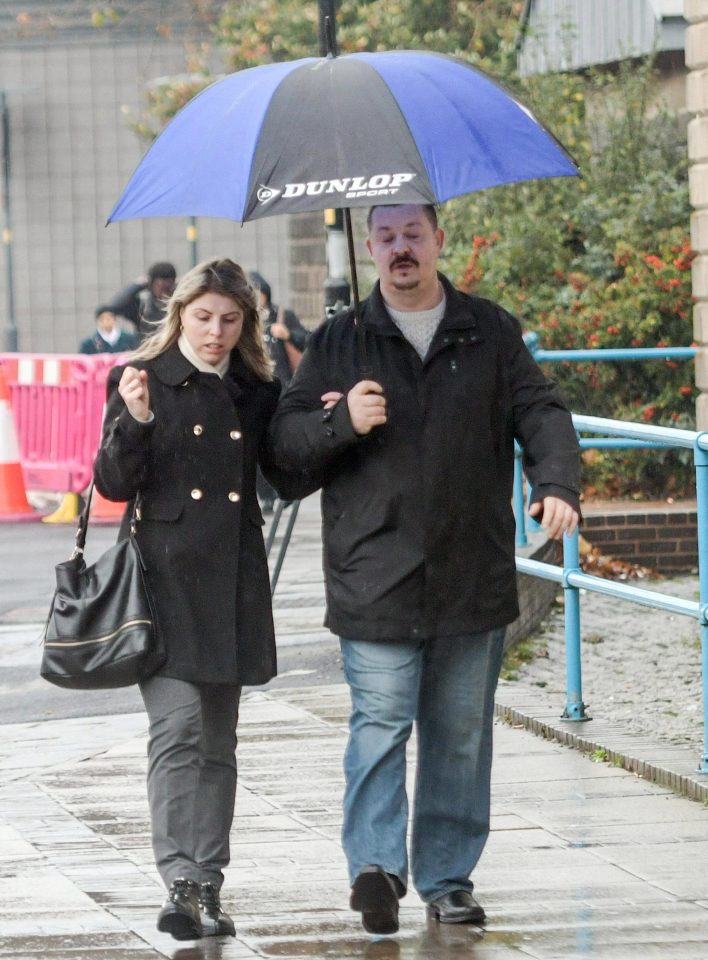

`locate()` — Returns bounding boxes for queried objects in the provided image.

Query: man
[107,261,177,341]
[270,204,580,934]
[249,271,310,385]
[249,271,310,512]
[79,305,138,354]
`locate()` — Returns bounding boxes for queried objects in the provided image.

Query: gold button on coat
[230,430,242,440]
[228,491,240,502]
[190,488,203,500]
[193,424,204,436]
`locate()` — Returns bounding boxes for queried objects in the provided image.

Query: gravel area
[509,575,705,756]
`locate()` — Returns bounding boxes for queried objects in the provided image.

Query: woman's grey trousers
[140,675,242,889]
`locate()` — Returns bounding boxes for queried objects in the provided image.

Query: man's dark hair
[94,304,114,319]
[366,204,438,233]
[248,271,272,304]
[147,261,177,283]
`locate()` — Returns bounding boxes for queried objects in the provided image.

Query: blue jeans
[340,629,505,902]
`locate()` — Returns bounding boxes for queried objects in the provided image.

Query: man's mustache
[390,255,419,269]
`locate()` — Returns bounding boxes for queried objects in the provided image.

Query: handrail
[512,341,698,545]
[523,331,697,365]
[514,409,708,774]
[572,413,703,449]
[534,346,697,363]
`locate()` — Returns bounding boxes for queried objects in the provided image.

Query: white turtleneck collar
[177,332,231,379]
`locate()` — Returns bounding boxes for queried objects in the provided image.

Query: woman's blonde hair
[131,258,273,381]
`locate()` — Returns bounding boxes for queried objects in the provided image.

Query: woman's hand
[321,391,344,410]
[118,366,151,422]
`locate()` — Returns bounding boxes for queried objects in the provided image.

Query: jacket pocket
[140,497,184,522]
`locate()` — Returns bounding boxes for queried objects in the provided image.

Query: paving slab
[1,682,708,959]
[3,495,708,956]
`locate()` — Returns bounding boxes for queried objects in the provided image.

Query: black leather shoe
[427,889,486,924]
[350,865,400,935]
[157,878,202,940]
[199,882,236,937]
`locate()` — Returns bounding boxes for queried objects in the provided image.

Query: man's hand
[270,321,291,340]
[118,366,151,422]
[346,381,387,435]
[320,381,387,435]
[529,496,579,541]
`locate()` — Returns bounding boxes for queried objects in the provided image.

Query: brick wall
[583,506,698,572]
[506,533,559,649]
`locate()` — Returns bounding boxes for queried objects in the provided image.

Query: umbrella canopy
[108,50,578,226]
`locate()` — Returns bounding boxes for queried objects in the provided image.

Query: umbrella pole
[343,207,372,378]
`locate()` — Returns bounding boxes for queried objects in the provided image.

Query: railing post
[561,528,590,721]
[694,434,708,774]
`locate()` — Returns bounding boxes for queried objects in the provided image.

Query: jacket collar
[362,273,480,337]
[151,342,196,386]
[150,341,259,394]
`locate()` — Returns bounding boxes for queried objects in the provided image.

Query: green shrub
[442,60,695,498]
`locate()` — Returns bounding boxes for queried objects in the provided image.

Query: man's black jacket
[269,275,580,642]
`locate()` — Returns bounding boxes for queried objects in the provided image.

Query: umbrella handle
[344,207,373,379]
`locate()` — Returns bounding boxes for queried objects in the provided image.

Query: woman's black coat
[94,343,305,685]
[269,275,581,643]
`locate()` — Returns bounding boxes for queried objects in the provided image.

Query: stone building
[0,0,304,353]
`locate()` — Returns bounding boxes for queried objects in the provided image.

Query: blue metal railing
[514,413,708,774]
[514,338,698,547]
[514,340,706,771]
[524,331,697,365]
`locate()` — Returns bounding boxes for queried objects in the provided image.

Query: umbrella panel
[244,58,437,220]
[108,52,578,227]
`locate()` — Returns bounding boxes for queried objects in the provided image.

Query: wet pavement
[2,496,708,958]
[3,683,708,959]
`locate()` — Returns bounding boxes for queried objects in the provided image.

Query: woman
[94,259,306,942]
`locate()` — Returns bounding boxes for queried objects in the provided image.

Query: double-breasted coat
[94,343,305,685]
[269,274,581,643]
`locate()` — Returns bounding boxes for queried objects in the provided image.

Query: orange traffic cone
[0,365,44,522]
[90,485,127,525]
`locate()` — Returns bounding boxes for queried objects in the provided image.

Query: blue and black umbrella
[110,50,577,224]
[109,50,579,361]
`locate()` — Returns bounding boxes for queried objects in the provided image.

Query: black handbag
[40,484,165,689]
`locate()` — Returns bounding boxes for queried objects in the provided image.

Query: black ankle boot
[200,881,236,937]
[157,878,202,941]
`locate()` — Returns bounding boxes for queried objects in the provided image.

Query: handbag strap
[72,483,141,559]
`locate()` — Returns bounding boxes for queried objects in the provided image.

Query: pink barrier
[0,353,129,493]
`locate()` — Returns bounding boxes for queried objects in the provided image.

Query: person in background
[270,203,580,935]
[107,262,177,341]
[78,306,139,355]
[249,271,310,513]
[93,258,307,942]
